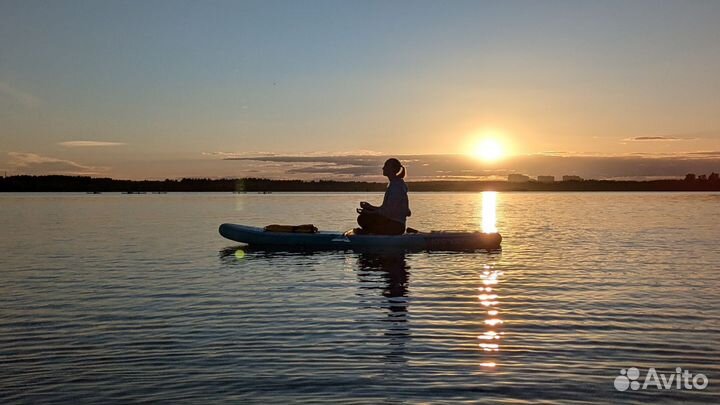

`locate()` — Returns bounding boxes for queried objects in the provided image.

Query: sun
[472,138,504,162]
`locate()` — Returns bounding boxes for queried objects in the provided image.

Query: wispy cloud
[686,151,720,157]
[623,130,720,142]
[203,150,384,159]
[0,82,40,108]
[625,136,684,141]
[202,151,277,158]
[7,152,108,175]
[59,141,126,147]
[225,153,720,181]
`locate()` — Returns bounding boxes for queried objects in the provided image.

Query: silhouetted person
[356,158,411,235]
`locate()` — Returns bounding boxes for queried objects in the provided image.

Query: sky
[1,0,720,180]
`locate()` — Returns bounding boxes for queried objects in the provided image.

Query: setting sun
[472,138,504,162]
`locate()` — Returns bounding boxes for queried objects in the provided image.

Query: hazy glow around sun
[472,138,505,162]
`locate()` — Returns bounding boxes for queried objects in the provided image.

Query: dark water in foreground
[1,192,719,404]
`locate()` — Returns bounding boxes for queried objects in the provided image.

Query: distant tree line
[1,174,720,192]
[684,172,720,182]
[0,176,387,192]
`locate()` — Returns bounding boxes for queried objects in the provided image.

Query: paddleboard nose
[218,223,232,239]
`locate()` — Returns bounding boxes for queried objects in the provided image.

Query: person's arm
[361,188,389,211]
[360,201,379,210]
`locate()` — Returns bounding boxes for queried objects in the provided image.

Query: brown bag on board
[263,224,318,233]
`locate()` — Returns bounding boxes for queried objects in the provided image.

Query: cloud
[7,152,107,175]
[626,136,683,141]
[225,154,504,180]
[202,151,277,158]
[0,82,40,108]
[286,164,380,177]
[623,130,720,141]
[686,151,720,157]
[224,153,720,180]
[59,141,126,147]
[204,149,384,159]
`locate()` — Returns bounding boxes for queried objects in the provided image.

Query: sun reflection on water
[481,191,498,233]
[478,263,504,367]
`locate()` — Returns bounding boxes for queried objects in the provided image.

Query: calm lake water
[1,192,719,403]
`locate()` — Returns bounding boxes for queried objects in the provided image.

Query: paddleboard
[219,224,501,251]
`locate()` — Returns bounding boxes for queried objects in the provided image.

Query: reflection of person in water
[356,251,410,343]
[356,251,410,372]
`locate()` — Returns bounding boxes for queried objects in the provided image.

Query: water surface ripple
[1,192,719,403]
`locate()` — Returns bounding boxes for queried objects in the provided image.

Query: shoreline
[2,175,720,192]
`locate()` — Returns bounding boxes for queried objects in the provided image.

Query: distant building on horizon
[537,175,555,183]
[507,174,530,183]
[562,175,583,181]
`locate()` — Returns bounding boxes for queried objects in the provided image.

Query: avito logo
[614,367,709,392]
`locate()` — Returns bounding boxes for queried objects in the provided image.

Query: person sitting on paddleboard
[356,158,411,235]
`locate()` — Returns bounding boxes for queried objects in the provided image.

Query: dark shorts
[357,212,405,235]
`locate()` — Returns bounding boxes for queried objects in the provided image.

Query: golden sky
[2,1,719,179]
